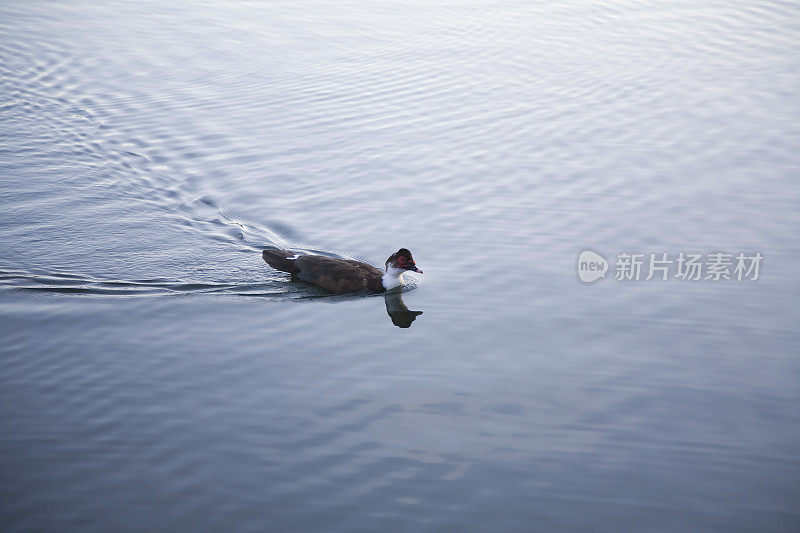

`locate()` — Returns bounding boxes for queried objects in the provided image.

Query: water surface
[1,1,799,531]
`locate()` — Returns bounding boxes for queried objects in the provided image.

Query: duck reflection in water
[384,291,423,328]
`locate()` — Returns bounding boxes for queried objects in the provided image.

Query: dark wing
[344,260,385,293]
[294,256,371,294]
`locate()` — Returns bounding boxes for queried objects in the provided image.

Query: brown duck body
[262,249,386,294]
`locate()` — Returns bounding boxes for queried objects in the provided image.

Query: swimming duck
[262,248,422,294]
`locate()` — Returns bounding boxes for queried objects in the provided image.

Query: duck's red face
[389,248,423,273]
[397,254,422,273]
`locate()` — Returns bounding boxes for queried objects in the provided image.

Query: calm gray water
[2,1,799,531]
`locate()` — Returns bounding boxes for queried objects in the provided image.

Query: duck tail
[262,249,300,274]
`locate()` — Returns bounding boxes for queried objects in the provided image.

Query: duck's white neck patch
[382,266,405,291]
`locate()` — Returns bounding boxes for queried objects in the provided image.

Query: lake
[1,1,799,531]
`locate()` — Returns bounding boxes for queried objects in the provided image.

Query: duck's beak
[410,265,422,273]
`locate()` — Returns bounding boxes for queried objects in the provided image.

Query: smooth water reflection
[384,292,424,329]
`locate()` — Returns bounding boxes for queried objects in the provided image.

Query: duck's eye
[398,256,407,263]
